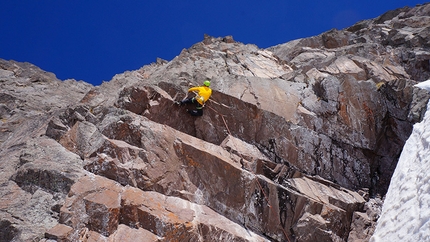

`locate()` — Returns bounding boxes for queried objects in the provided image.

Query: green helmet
[203,80,211,87]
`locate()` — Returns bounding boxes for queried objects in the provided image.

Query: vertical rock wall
[1,3,430,242]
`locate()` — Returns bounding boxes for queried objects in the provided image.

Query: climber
[179,80,212,116]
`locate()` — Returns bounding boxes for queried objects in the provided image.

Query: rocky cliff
[1,3,430,242]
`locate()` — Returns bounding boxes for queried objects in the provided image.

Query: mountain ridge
[1,3,430,241]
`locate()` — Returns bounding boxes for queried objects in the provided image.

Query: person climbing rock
[179,80,212,116]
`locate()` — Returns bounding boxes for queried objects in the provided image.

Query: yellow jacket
[188,86,212,105]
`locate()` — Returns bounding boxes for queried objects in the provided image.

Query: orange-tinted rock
[109,224,159,242]
[62,176,268,241]
[82,230,106,242]
[2,4,430,241]
[59,175,123,239]
[84,189,121,236]
[45,224,73,242]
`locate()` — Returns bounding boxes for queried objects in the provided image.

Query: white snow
[371,83,430,241]
[414,79,430,91]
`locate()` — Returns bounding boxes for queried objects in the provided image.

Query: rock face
[1,3,430,242]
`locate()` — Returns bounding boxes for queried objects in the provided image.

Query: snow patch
[414,79,430,91]
[371,100,430,241]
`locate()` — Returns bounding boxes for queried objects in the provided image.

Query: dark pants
[182,97,203,116]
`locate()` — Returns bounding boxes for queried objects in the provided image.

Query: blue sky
[0,1,425,86]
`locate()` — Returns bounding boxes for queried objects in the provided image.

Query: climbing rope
[206,101,292,242]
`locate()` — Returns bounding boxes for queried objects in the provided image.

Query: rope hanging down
[206,101,292,242]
